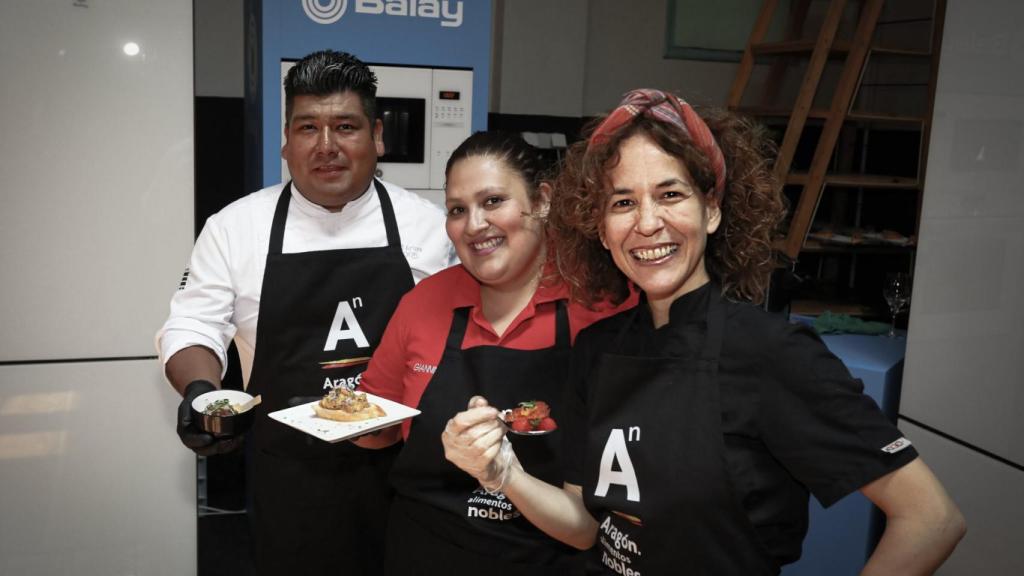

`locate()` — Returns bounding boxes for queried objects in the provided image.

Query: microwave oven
[280,62,473,205]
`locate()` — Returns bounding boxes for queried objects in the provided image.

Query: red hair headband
[588,89,727,199]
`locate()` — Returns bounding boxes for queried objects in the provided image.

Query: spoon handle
[233,394,262,414]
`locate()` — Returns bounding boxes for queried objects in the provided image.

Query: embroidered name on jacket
[412,363,437,374]
[881,437,913,454]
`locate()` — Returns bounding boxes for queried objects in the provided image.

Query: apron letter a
[594,428,640,502]
[324,300,370,351]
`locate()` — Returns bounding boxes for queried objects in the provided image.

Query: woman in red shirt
[356,131,635,576]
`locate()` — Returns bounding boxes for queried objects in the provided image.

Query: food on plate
[504,400,557,433]
[312,387,386,422]
[203,398,238,417]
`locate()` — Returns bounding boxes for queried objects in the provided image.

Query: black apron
[386,301,583,575]
[581,291,778,575]
[246,181,414,576]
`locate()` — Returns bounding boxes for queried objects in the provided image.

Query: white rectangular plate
[268,393,420,443]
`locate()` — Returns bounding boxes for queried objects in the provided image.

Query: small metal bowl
[191,390,256,438]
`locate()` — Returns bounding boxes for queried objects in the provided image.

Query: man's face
[282,91,384,211]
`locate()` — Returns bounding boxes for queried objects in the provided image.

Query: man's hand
[176,380,244,456]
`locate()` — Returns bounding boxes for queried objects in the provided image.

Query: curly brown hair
[549,106,786,306]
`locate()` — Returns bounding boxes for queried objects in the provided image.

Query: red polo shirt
[360,264,637,438]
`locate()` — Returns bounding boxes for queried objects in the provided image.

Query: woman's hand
[443,396,599,549]
[442,396,520,492]
[860,458,966,575]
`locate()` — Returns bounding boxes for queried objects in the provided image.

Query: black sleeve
[561,327,599,487]
[758,322,919,507]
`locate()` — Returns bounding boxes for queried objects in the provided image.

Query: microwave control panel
[428,68,473,190]
[433,94,467,126]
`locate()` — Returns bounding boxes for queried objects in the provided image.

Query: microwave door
[377,97,425,164]
[397,111,410,157]
[381,109,395,156]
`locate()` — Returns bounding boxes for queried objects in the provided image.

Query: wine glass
[883,273,912,337]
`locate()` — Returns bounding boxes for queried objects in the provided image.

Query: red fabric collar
[446,264,570,338]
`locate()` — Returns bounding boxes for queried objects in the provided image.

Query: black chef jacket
[562,282,918,566]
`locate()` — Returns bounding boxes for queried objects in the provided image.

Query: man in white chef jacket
[156,49,454,575]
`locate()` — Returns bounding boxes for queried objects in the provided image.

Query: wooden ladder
[727,0,886,261]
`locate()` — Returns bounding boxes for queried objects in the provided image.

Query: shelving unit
[728,0,945,316]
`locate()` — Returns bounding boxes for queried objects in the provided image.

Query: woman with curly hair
[442,89,964,575]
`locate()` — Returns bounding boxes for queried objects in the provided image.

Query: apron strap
[553,299,570,349]
[446,307,472,352]
[267,179,402,256]
[373,178,403,249]
[267,182,293,256]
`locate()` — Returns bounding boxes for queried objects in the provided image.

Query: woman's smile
[630,243,679,263]
[470,236,506,254]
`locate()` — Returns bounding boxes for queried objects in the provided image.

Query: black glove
[177,380,244,456]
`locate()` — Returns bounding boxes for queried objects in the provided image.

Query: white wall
[582,0,737,113]
[899,420,1024,575]
[0,0,196,574]
[902,0,1024,465]
[902,0,1024,571]
[0,1,195,361]
[492,0,589,116]
[493,0,738,117]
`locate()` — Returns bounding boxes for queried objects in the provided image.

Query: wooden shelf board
[787,173,921,189]
[734,106,830,119]
[750,43,928,58]
[845,111,926,124]
[870,47,932,58]
[790,299,875,317]
[751,39,852,55]
[800,240,916,254]
[736,108,924,126]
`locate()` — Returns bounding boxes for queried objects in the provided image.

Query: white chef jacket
[156,180,456,388]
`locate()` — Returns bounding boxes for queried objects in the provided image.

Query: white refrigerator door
[0,0,195,361]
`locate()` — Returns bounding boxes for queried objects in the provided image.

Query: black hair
[444,131,549,202]
[283,50,378,125]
